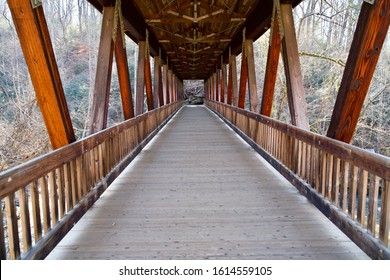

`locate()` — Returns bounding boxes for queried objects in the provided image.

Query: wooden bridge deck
[46,106,369,260]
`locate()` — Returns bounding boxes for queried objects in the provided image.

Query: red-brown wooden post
[246,39,258,112]
[135,41,146,115]
[221,63,227,103]
[7,0,76,148]
[327,0,390,143]
[238,50,248,109]
[168,69,173,103]
[280,3,309,130]
[115,21,134,120]
[260,11,282,116]
[144,54,154,111]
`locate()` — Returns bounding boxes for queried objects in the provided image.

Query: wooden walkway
[46,106,368,259]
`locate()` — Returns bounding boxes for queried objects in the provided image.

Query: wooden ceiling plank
[7,0,76,149]
[327,0,390,143]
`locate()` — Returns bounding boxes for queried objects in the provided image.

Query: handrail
[206,100,390,259]
[0,101,183,260]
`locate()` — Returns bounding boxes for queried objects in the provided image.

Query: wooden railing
[0,101,183,260]
[206,100,390,260]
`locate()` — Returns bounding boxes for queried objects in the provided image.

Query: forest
[0,0,389,172]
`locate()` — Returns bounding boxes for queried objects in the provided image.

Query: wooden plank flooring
[46,106,369,259]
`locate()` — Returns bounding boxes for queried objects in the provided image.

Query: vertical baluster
[310,145,316,187]
[349,165,359,220]
[48,171,58,225]
[56,167,65,219]
[76,157,83,200]
[368,175,379,235]
[70,159,79,205]
[98,144,104,179]
[18,187,32,253]
[379,180,389,246]
[82,153,88,195]
[301,142,306,180]
[0,204,6,259]
[315,147,321,192]
[332,157,341,205]
[297,140,302,176]
[63,162,73,212]
[5,194,20,259]
[357,170,368,227]
[341,161,350,212]
[326,154,334,200]
[321,151,327,197]
[30,181,42,243]
[39,176,51,233]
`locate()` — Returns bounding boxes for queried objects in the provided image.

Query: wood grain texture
[246,39,258,112]
[238,51,248,109]
[327,0,390,143]
[261,14,282,116]
[7,1,75,148]
[280,4,309,129]
[47,106,368,260]
[89,6,115,134]
[115,24,135,120]
[145,55,154,111]
[136,41,146,115]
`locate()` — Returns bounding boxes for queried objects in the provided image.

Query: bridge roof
[88,0,303,80]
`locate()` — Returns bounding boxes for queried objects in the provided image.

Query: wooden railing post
[136,41,146,115]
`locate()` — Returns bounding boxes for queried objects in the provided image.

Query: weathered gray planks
[46,106,368,260]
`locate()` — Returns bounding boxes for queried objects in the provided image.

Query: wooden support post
[221,63,227,103]
[246,39,258,112]
[238,52,248,109]
[145,54,154,111]
[154,56,164,107]
[169,70,173,103]
[327,0,390,143]
[136,41,146,115]
[213,73,218,101]
[89,6,115,134]
[231,55,238,106]
[260,13,282,116]
[215,71,220,102]
[162,64,169,104]
[281,4,309,130]
[115,21,134,120]
[7,0,75,148]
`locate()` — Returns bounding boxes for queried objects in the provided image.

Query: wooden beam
[168,70,173,103]
[154,56,163,107]
[260,13,282,116]
[115,22,134,120]
[89,6,115,134]
[280,4,309,130]
[246,39,258,112]
[145,54,154,111]
[238,51,248,109]
[7,0,75,148]
[135,41,146,115]
[327,0,390,143]
[163,65,170,104]
[230,55,238,106]
[221,63,227,103]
